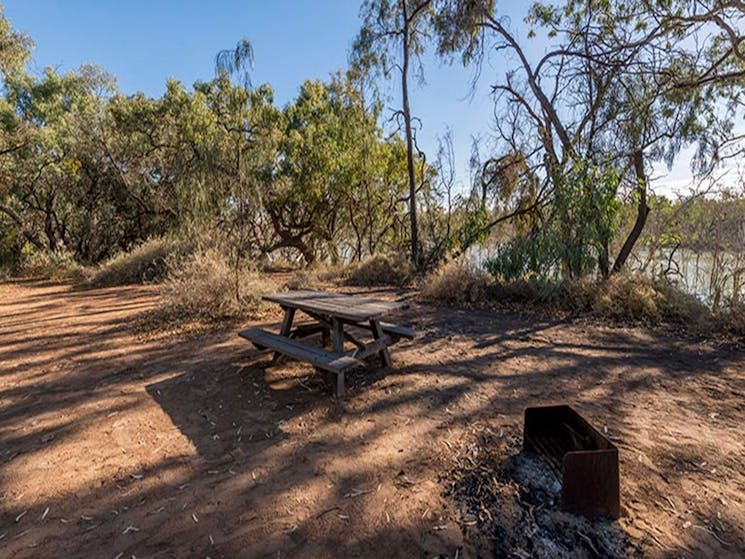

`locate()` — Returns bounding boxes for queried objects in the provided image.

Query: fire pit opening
[523,405,621,518]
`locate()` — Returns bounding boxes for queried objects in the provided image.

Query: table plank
[264,290,408,322]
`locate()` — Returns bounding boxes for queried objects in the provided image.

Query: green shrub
[19,248,85,281]
[346,253,411,287]
[87,237,192,287]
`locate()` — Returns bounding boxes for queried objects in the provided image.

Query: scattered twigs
[315,506,340,519]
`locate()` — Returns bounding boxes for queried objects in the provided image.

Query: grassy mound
[346,253,411,287]
[420,260,490,305]
[87,237,191,287]
[421,263,724,333]
[151,248,275,325]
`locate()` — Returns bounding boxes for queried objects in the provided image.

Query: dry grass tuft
[486,277,595,311]
[87,237,191,287]
[346,254,411,287]
[284,263,347,290]
[648,277,709,325]
[593,273,661,322]
[714,301,745,337]
[592,273,707,326]
[420,260,491,305]
[143,249,276,331]
[421,265,719,333]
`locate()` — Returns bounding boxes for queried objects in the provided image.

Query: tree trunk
[44,196,58,251]
[0,204,44,250]
[611,150,650,275]
[401,1,419,269]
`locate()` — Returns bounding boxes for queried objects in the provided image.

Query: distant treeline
[2,2,745,292]
[623,194,745,254]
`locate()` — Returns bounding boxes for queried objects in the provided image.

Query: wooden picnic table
[239,290,416,396]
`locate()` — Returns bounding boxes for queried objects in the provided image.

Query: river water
[471,245,744,308]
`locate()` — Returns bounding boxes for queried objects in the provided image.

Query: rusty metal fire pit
[523,405,621,518]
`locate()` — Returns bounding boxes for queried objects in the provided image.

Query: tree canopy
[0,1,743,293]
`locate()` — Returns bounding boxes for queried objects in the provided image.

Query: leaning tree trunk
[611,149,650,275]
[401,1,419,269]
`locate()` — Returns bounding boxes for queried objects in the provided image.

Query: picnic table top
[263,289,409,323]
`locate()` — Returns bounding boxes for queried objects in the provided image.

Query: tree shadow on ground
[1,282,743,558]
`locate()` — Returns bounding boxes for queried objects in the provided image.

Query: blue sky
[3,0,696,194]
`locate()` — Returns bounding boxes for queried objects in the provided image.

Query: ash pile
[443,425,641,558]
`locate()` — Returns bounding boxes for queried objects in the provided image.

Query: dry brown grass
[86,237,191,287]
[143,249,276,331]
[715,301,745,336]
[346,253,411,287]
[421,264,729,335]
[420,260,491,305]
[593,273,661,322]
[284,263,347,290]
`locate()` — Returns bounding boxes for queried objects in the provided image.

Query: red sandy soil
[0,279,743,558]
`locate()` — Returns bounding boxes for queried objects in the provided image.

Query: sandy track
[0,280,743,558]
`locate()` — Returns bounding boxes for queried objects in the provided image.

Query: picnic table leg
[331,317,344,353]
[279,306,296,336]
[273,307,296,363]
[331,318,345,397]
[370,319,393,368]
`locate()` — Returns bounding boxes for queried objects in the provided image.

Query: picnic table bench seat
[239,328,361,373]
[375,322,417,341]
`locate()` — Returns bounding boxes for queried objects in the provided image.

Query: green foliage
[485,159,621,281]
[0,36,421,270]
[19,247,84,281]
[0,5,32,77]
[456,201,490,252]
[2,1,744,327]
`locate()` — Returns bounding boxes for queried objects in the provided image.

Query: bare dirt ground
[0,279,743,559]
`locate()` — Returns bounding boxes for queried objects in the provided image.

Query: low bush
[151,248,275,325]
[346,253,411,287]
[422,264,717,330]
[593,273,661,322]
[19,249,85,282]
[284,263,347,290]
[420,260,491,305]
[87,237,191,287]
[714,301,745,337]
[649,277,709,326]
[484,277,594,311]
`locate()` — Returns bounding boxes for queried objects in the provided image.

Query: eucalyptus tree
[3,65,126,259]
[0,6,38,256]
[636,1,745,171]
[0,3,31,151]
[352,0,435,269]
[431,0,719,279]
[215,38,254,88]
[266,75,407,265]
